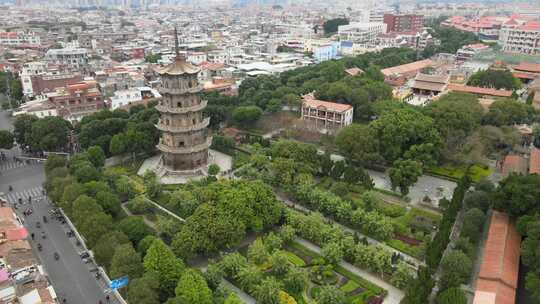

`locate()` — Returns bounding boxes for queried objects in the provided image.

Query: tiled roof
[501,154,528,177]
[474,211,521,304]
[345,67,364,76]
[529,147,540,174]
[381,59,433,77]
[448,84,513,97]
[514,62,540,73]
[302,94,353,113]
[512,72,536,80]
[159,56,200,75]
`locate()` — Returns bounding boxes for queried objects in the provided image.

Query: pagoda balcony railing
[157,136,212,154]
[155,117,210,133]
[155,100,207,114]
[158,84,203,95]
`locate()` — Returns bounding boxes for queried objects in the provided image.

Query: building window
[178,141,184,147]
[177,102,182,107]
[192,118,196,124]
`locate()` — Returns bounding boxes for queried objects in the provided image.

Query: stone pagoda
[154,28,211,177]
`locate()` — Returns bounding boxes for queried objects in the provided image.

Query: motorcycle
[36,222,41,229]
[8,186,12,191]
[41,231,46,239]
[43,216,47,223]
[37,243,42,251]
[54,252,59,260]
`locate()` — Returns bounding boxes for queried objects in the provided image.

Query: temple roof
[158,57,200,76]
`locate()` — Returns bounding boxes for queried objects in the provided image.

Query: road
[0,110,114,304]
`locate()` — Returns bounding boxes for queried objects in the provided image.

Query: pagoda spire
[174,26,185,61]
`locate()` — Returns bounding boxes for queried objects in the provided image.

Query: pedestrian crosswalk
[0,159,41,172]
[2,186,46,206]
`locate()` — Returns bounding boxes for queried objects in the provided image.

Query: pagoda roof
[158,57,200,76]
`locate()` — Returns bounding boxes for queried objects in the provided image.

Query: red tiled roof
[519,21,540,31]
[448,84,513,97]
[529,147,540,174]
[302,94,353,113]
[473,211,521,304]
[6,227,28,241]
[501,154,527,177]
[512,72,536,80]
[514,62,540,73]
[381,59,433,77]
[345,67,364,76]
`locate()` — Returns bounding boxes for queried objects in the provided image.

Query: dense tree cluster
[171,180,283,258]
[13,115,72,152]
[467,69,522,91]
[0,71,23,108]
[77,105,159,156]
[206,48,416,128]
[323,18,349,34]
[422,19,480,57]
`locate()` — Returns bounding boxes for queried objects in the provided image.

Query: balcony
[155,100,207,114]
[155,117,210,133]
[158,84,203,95]
[157,137,212,154]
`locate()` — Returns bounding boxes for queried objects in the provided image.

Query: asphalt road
[0,111,113,304]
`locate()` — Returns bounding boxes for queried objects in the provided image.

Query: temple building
[154,28,211,176]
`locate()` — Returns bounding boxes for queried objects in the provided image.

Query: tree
[224,293,243,304]
[93,231,130,270]
[29,116,71,151]
[110,133,127,155]
[175,269,213,304]
[73,162,100,183]
[127,274,160,304]
[13,114,38,148]
[315,285,346,304]
[321,242,343,265]
[236,265,264,292]
[95,191,121,217]
[143,239,185,297]
[87,145,106,168]
[439,250,472,289]
[143,171,162,199]
[323,18,349,34]
[247,238,269,265]
[389,159,423,195]
[526,272,540,302]
[467,69,522,90]
[264,232,283,253]
[390,262,414,289]
[232,106,262,127]
[436,288,467,304]
[335,124,381,165]
[370,108,441,162]
[270,252,290,276]
[463,190,491,212]
[483,99,535,126]
[45,154,66,177]
[460,208,486,242]
[208,163,220,176]
[167,189,200,218]
[110,243,144,280]
[0,130,13,149]
[252,277,282,304]
[492,174,540,217]
[283,267,308,295]
[118,216,154,245]
[137,235,158,256]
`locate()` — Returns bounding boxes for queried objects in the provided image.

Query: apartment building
[338,22,387,44]
[301,93,353,132]
[383,14,424,33]
[0,31,40,46]
[45,48,89,70]
[47,80,104,122]
[499,21,540,55]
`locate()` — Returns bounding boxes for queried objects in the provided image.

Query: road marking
[3,186,45,206]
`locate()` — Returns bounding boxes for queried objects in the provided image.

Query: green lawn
[428,164,491,182]
[340,280,360,293]
[282,250,306,267]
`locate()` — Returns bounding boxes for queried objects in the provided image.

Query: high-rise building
[155,29,211,175]
[383,13,424,33]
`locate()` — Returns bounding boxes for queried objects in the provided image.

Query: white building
[20,62,47,97]
[109,87,161,110]
[0,31,40,46]
[188,52,207,65]
[499,21,540,55]
[301,93,354,133]
[45,48,89,70]
[338,22,387,44]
